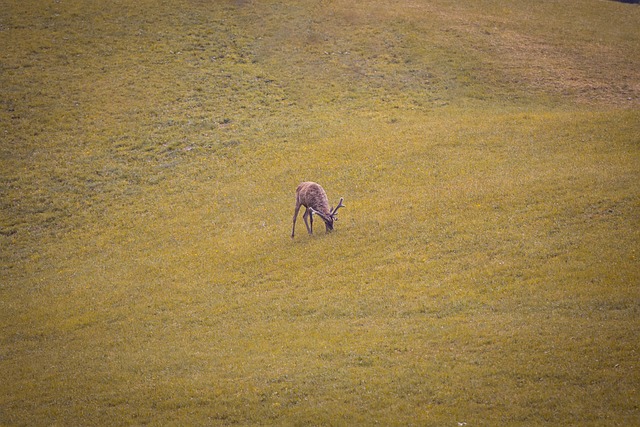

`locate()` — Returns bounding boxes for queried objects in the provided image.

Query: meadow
[1,0,639,425]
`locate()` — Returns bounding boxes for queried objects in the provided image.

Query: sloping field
[1,0,639,425]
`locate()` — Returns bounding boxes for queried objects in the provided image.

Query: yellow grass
[1,0,639,424]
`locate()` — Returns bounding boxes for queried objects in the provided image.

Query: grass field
[1,0,639,425]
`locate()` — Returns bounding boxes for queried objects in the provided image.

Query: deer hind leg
[292,204,301,238]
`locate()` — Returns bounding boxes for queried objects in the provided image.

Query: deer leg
[292,204,301,238]
[303,208,312,234]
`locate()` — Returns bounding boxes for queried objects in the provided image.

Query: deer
[291,182,345,238]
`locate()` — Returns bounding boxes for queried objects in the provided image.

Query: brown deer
[291,182,345,238]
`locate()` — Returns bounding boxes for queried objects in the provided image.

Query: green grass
[1,0,639,425]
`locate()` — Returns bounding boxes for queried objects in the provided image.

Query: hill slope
[1,0,639,424]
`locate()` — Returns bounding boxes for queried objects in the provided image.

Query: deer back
[296,182,331,215]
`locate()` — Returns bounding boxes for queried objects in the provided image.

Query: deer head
[309,197,345,231]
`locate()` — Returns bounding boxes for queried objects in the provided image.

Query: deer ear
[310,208,331,222]
[308,207,320,218]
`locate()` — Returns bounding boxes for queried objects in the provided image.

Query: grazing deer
[291,182,345,238]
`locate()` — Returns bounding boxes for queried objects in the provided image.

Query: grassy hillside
[1,0,639,425]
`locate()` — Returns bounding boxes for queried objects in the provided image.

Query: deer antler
[331,197,345,216]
